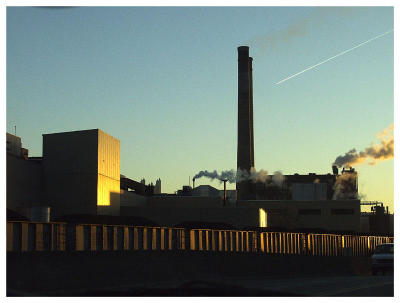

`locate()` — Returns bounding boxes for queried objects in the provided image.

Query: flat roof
[42,128,119,141]
[42,129,99,136]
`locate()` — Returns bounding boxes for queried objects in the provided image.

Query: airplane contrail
[276,29,393,85]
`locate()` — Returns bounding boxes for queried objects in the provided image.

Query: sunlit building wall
[97,130,120,215]
[43,129,120,217]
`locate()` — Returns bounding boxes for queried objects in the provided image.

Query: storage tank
[30,206,51,222]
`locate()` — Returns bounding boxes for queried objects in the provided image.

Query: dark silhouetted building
[6,133,44,216]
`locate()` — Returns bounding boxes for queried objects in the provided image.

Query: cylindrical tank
[30,206,51,222]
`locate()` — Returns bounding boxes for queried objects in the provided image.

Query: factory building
[121,199,262,229]
[190,185,220,197]
[6,130,363,232]
[360,204,394,235]
[237,199,360,232]
[42,129,120,217]
[187,166,357,203]
[6,133,43,215]
[7,132,28,159]
[120,176,155,196]
[6,46,379,233]
[7,129,121,218]
[251,167,357,201]
[234,47,358,203]
[154,178,162,194]
[119,194,360,232]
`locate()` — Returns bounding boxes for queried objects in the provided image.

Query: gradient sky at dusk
[6,6,394,211]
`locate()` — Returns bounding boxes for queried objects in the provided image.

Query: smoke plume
[247,7,355,52]
[193,168,285,186]
[271,171,285,187]
[238,168,270,183]
[333,123,394,168]
[332,172,358,200]
[193,170,236,184]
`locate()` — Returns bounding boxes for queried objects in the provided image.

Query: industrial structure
[43,129,121,216]
[236,46,255,200]
[7,129,121,218]
[360,202,393,235]
[6,128,369,233]
[6,46,393,235]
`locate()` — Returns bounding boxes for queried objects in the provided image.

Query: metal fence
[7,221,393,256]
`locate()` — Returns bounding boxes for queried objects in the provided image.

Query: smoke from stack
[271,171,285,187]
[193,168,285,187]
[193,169,236,184]
[332,172,358,200]
[246,8,355,52]
[333,123,394,168]
[237,168,269,183]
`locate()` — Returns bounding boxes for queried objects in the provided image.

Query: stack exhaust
[236,46,255,200]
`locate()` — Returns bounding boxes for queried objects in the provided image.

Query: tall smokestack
[249,57,254,168]
[237,46,255,200]
[222,179,227,206]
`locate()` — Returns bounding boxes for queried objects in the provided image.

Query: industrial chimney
[236,46,255,200]
[222,179,228,206]
[249,57,254,168]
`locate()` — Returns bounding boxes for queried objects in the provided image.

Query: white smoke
[193,168,285,187]
[247,7,356,52]
[250,168,270,183]
[332,172,358,200]
[193,169,236,184]
[271,171,285,187]
[238,168,270,183]
[333,123,394,168]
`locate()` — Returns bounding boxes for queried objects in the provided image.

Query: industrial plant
[6,47,393,235]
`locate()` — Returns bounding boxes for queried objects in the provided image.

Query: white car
[371,243,394,275]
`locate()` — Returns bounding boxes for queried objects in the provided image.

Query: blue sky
[6,7,394,211]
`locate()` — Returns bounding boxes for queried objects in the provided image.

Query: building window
[259,208,267,228]
[331,209,354,215]
[298,209,321,215]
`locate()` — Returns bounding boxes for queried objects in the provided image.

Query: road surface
[17,274,392,296]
